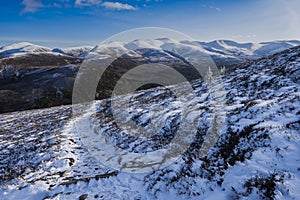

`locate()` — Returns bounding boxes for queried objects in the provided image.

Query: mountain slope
[0,45,299,199]
[0,42,51,58]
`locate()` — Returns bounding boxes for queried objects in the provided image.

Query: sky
[0,0,300,47]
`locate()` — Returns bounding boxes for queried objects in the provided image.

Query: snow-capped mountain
[85,38,299,67]
[1,39,299,63]
[199,39,300,59]
[0,43,299,199]
[0,42,93,58]
[121,38,300,59]
[90,38,300,62]
[0,42,51,58]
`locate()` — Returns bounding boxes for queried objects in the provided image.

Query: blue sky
[0,0,299,47]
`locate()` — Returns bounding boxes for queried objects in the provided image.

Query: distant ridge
[1,39,299,61]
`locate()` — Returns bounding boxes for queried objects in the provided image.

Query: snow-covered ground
[0,45,299,199]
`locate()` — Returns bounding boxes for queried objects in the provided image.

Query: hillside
[0,44,299,199]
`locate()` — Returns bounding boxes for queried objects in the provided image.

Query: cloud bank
[102,1,138,11]
[75,0,137,10]
[21,0,137,12]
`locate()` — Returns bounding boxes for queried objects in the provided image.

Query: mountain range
[1,39,300,62]
[0,39,299,113]
[0,41,299,200]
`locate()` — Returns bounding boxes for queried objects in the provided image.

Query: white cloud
[74,0,137,11]
[75,0,102,7]
[21,0,44,13]
[102,1,137,11]
[203,4,221,12]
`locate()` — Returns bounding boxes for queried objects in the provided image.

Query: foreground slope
[0,46,299,199]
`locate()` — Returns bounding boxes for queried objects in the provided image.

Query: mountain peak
[0,41,36,50]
